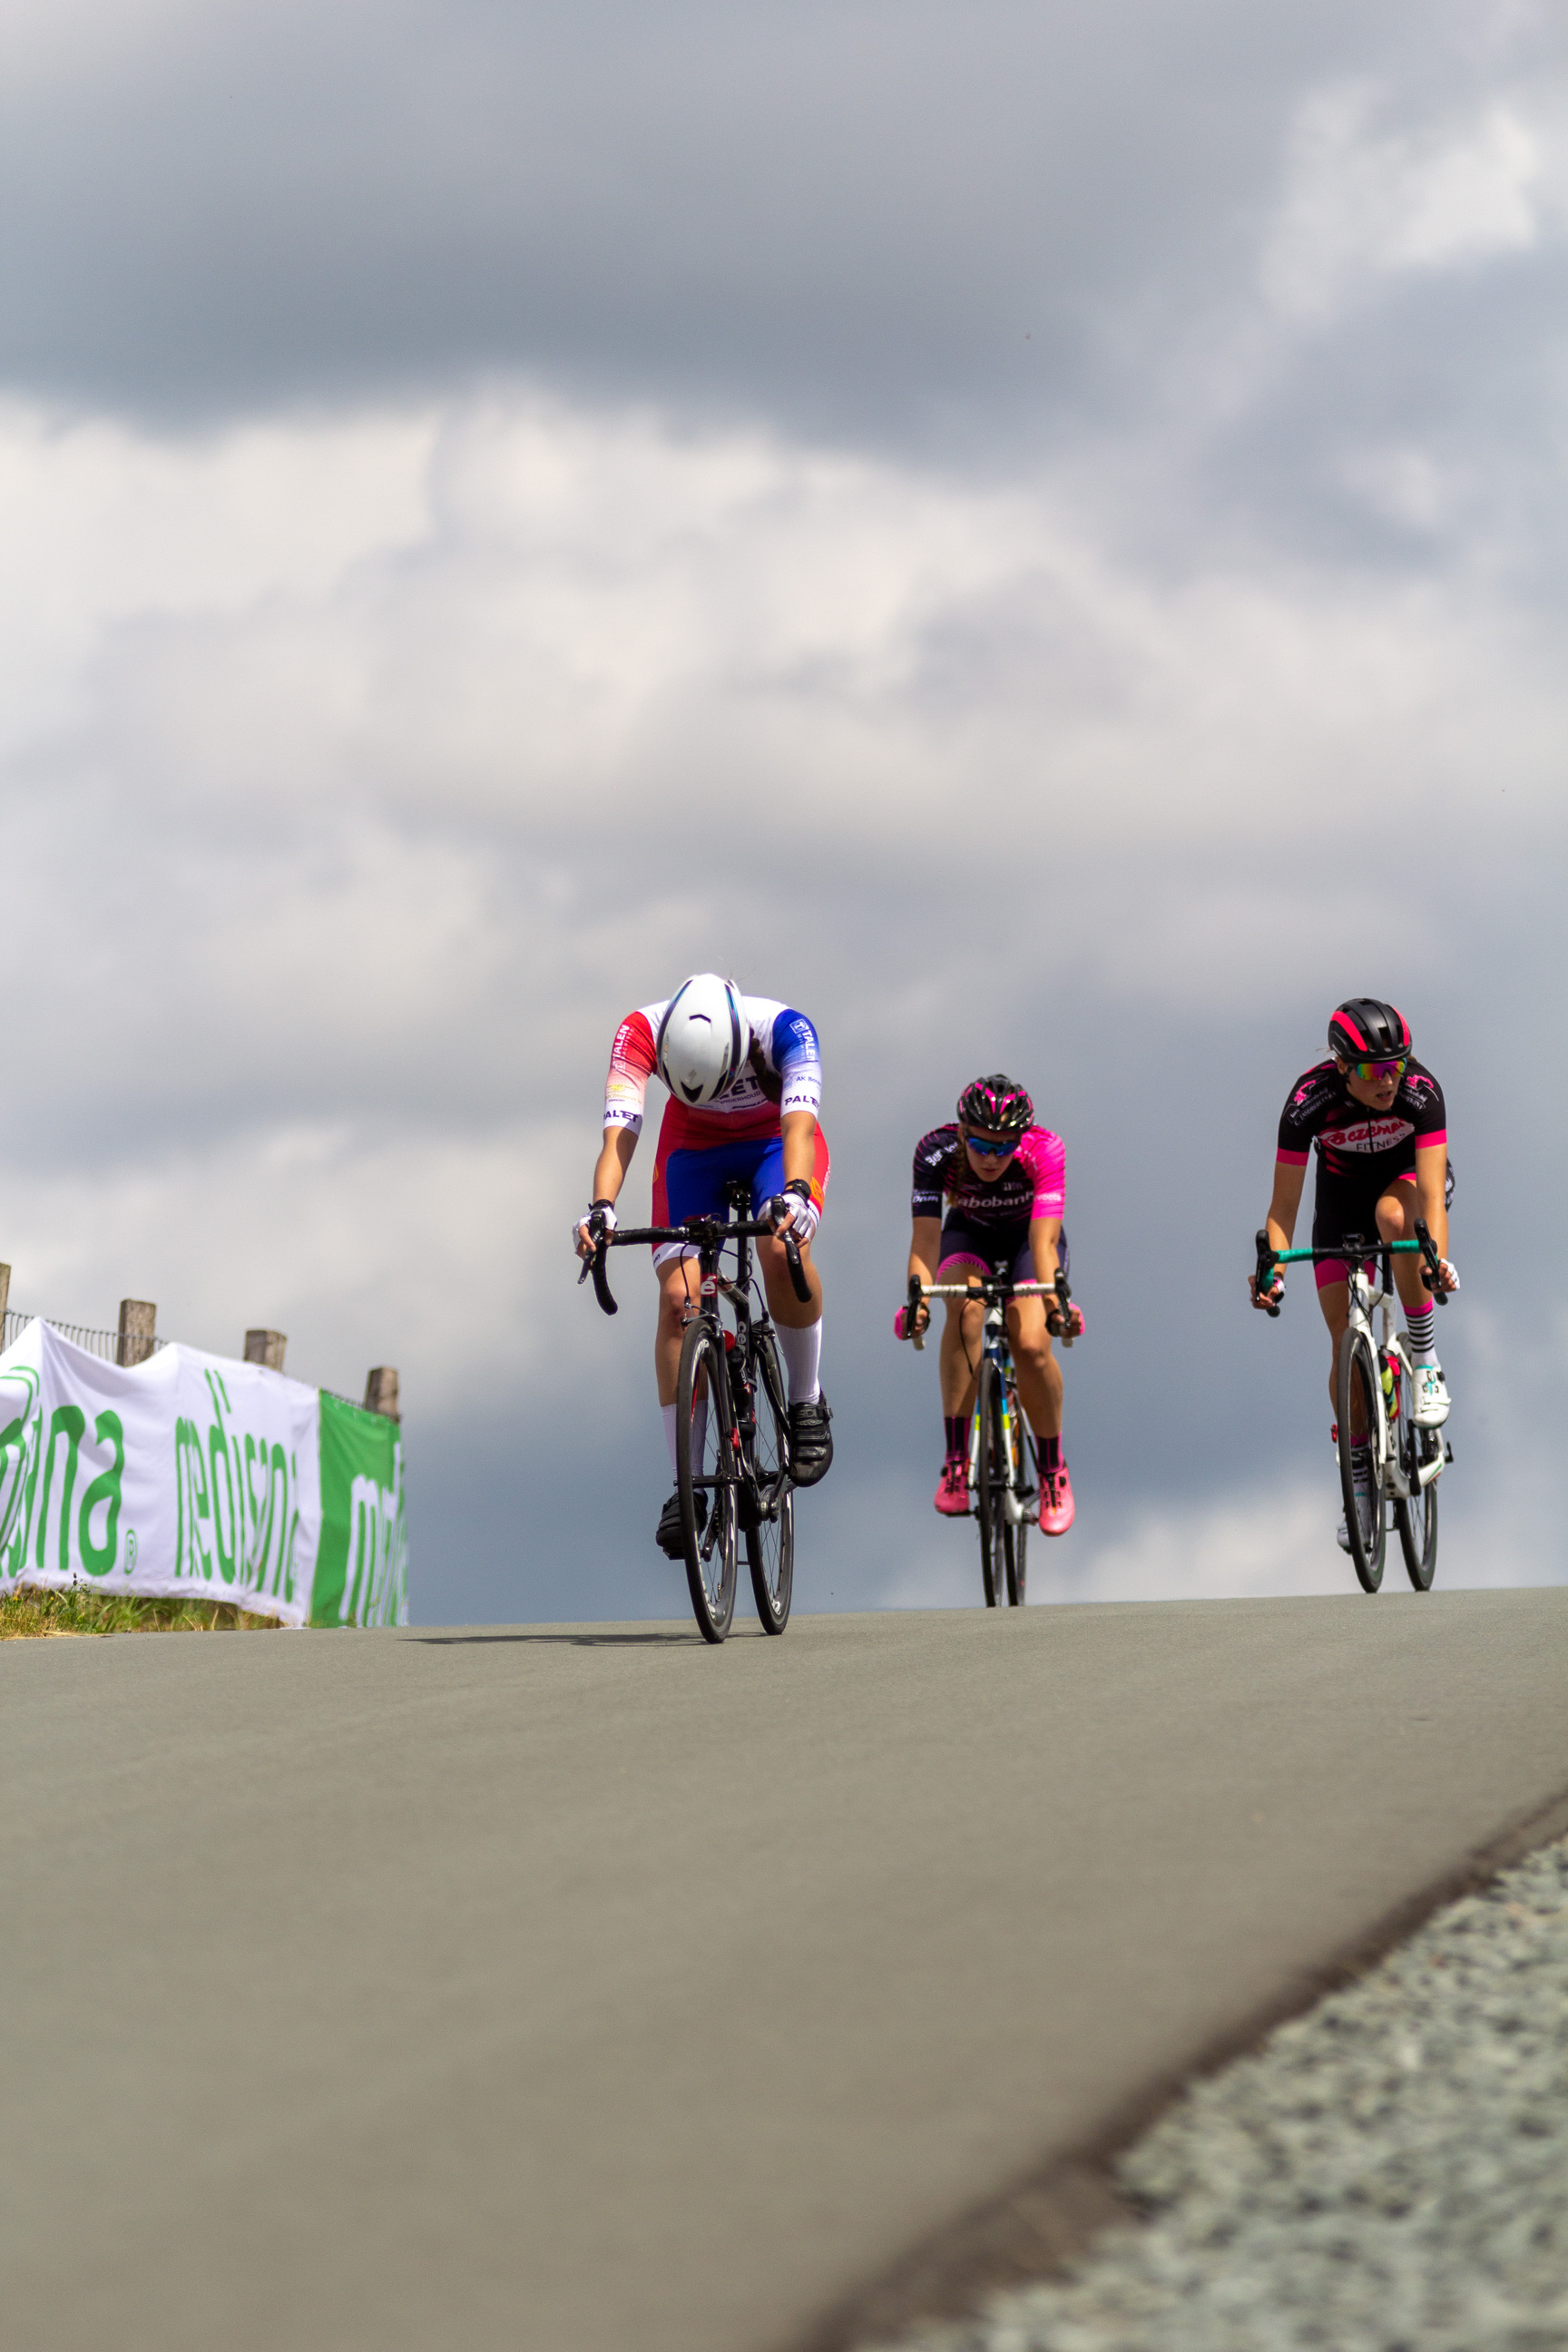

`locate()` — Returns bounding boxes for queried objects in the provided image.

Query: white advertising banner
[0,1319,407,1627]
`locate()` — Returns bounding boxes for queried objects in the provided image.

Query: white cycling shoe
[1412,1362,1451,1427]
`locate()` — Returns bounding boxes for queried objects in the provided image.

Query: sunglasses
[964,1133,1017,1158]
[1348,1057,1407,1082]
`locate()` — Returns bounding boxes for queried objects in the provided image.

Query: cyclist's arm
[779,1109,818,1193]
[1028,1217,1062,1288]
[1263,1158,1306,1256]
[574,1127,638,1258]
[1413,1142,1450,1270]
[906,1216,943,1332]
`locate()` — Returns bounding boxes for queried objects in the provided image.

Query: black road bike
[1254,1219,1450,1593]
[905,1267,1078,1608]
[585,1181,811,1643]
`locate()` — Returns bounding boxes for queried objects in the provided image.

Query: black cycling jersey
[911,1122,1064,1231]
[1276,1057,1447,1198]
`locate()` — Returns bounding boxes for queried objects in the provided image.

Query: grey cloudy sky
[0,0,1563,1619]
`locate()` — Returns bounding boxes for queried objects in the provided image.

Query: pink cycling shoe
[1038,1464,1075,1536]
[934,1456,970,1515]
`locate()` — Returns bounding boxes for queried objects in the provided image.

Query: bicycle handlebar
[580,1216,811,1317]
[1254,1219,1449,1314]
[906,1270,1082,1346]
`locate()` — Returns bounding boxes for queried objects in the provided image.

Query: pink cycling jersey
[910,1122,1064,1230]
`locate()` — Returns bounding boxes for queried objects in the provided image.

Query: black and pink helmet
[1327,999,1412,1062]
[956,1073,1034,1134]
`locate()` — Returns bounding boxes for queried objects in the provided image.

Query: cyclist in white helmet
[573,976,832,1558]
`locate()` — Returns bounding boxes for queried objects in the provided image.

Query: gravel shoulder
[867,1836,1568,2352]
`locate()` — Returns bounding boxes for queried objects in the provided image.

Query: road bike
[1253,1220,1451,1594]
[584,1182,811,1643]
[901,1268,1078,1608]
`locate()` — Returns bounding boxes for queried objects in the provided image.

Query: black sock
[943,1415,967,1460]
[1038,1434,1061,1473]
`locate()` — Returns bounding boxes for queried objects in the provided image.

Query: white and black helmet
[656,975,750,1104]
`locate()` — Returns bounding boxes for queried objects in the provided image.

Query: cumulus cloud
[1262,87,1561,322]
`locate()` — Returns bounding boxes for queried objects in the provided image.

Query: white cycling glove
[574,1200,617,1250]
[767,1188,820,1246]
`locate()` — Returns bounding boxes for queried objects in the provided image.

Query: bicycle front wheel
[1004,1389,1031,1606]
[744,1328,794,1634]
[676,1318,738,1643]
[1394,1361,1440,1592]
[975,1357,1008,1608]
[1335,1325,1387,1594]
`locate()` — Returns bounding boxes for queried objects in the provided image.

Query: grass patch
[0,1583,284,1638]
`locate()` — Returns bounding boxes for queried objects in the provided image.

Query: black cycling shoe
[788,1393,834,1487]
[655,1488,705,1557]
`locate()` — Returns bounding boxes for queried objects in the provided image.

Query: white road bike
[1255,1220,1451,1594]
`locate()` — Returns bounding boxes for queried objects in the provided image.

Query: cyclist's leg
[1006,1245,1073,1534]
[1376,1173,1448,1423]
[1310,1189,1377,1426]
[1374,1174,1424,1300]
[1004,1294,1062,1439]
[650,1135,751,1542]
[753,1128,835,1483]
[754,1127,827,1360]
[935,1223,990,1424]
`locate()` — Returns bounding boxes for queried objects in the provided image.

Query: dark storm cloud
[5,0,1553,462]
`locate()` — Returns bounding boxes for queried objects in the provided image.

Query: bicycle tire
[1004,1391,1031,1605]
[1394,1361,1439,1592]
[975,1357,1007,1608]
[1335,1325,1387,1593]
[676,1318,738,1642]
[744,1327,794,1634]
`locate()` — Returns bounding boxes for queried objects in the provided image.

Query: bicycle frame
[1254,1224,1449,1504]
[919,1278,1050,1518]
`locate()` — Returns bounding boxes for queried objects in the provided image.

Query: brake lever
[1414,1217,1447,1306]
[1254,1228,1282,1318]
[1048,1267,1076,1348]
[783,1231,811,1304]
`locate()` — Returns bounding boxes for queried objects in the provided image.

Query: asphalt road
[4,1592,1566,2352]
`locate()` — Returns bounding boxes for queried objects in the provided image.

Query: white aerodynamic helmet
[656,975,750,1105]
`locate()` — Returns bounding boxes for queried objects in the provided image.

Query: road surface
[3,1591,1566,2352]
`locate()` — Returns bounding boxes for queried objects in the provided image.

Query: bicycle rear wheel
[975,1357,1008,1608]
[1394,1359,1440,1592]
[744,1327,794,1634]
[1335,1325,1387,1593]
[676,1318,738,1643]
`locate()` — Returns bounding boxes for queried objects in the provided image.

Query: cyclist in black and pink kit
[899,1075,1081,1537]
[1250,998,1459,1553]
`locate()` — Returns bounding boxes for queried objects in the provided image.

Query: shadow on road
[412,1630,720,1648]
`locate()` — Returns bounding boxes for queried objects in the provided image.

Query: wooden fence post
[363,1367,400,1422]
[118,1298,157,1367]
[244,1329,288,1372]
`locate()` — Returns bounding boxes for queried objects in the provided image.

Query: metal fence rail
[2,1309,169,1363]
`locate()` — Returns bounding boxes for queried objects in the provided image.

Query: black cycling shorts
[936,1217,1070,1284]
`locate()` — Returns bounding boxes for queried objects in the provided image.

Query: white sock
[662,1397,709,1473]
[777,1318,822,1406]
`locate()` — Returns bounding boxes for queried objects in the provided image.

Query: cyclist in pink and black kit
[573,975,832,1560]
[900,1075,1080,1537]
[1250,998,1459,1553]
